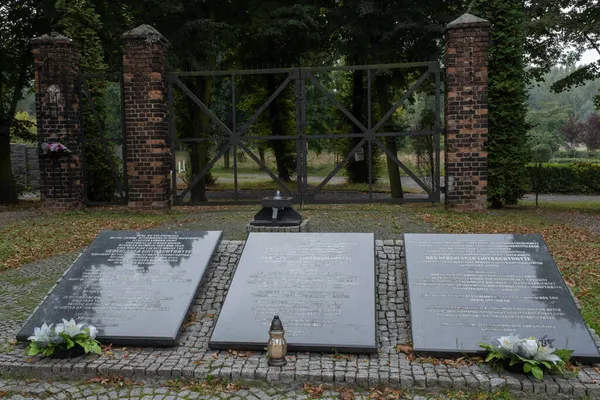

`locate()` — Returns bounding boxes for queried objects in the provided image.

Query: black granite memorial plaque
[404,233,600,363]
[209,232,376,353]
[17,230,222,346]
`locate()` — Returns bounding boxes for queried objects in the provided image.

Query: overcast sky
[579,49,600,65]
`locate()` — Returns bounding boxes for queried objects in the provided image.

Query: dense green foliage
[526,67,600,151]
[1,1,56,203]
[57,0,122,202]
[2,0,598,205]
[525,0,600,107]
[531,144,552,163]
[550,158,600,164]
[554,150,600,159]
[526,162,600,194]
[471,0,530,208]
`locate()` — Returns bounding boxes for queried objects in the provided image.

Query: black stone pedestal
[250,192,302,227]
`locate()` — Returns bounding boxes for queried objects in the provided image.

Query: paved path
[0,377,486,400]
[522,194,600,203]
[1,242,600,400]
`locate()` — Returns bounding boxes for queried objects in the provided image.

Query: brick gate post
[122,25,171,210]
[444,14,490,211]
[31,33,83,211]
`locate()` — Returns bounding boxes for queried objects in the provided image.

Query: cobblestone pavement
[0,376,511,399]
[1,241,600,399]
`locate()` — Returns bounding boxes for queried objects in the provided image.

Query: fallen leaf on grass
[303,383,325,398]
[369,387,403,399]
[338,387,355,400]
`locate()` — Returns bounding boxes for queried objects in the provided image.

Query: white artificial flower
[534,345,562,364]
[515,339,539,359]
[88,325,98,340]
[60,319,84,336]
[496,334,521,353]
[27,323,54,345]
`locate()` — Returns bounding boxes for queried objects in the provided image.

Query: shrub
[531,144,552,163]
[526,162,600,194]
[554,150,600,159]
[550,158,600,164]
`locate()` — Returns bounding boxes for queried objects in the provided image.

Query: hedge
[550,158,600,164]
[554,150,600,159]
[527,162,600,194]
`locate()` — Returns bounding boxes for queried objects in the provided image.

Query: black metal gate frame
[77,72,128,205]
[168,62,442,206]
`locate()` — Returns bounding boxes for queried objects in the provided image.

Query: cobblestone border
[1,240,600,399]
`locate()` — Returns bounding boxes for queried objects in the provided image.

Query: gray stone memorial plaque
[404,233,600,363]
[210,232,376,353]
[17,230,222,346]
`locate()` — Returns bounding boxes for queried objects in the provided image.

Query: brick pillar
[31,33,83,211]
[122,25,171,210]
[444,14,489,211]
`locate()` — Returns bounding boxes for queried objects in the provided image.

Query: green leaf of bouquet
[479,343,494,351]
[65,337,75,349]
[27,344,41,356]
[523,363,533,373]
[43,347,55,356]
[554,349,574,362]
[532,366,544,379]
[540,360,552,369]
[89,342,102,355]
[509,358,520,366]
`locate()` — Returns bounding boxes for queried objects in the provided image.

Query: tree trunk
[259,147,265,165]
[190,76,213,203]
[265,75,291,182]
[376,80,403,199]
[223,149,230,169]
[346,70,369,183]
[0,121,17,204]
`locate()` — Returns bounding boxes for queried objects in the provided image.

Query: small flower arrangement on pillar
[27,319,101,358]
[40,141,72,156]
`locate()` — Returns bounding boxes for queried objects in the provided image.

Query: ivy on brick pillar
[31,33,83,211]
[122,25,171,210]
[444,14,489,211]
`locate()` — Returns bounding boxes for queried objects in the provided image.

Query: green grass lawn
[176,150,438,178]
[412,203,600,333]
[203,179,424,194]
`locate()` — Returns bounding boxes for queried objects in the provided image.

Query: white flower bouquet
[27,319,102,357]
[480,334,573,379]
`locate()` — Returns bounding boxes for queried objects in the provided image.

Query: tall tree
[331,0,465,195]
[234,1,326,183]
[560,115,585,149]
[130,0,233,202]
[0,1,55,204]
[526,0,600,108]
[585,113,600,151]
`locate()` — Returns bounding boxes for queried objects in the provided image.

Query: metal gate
[169,62,442,205]
[77,73,128,205]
